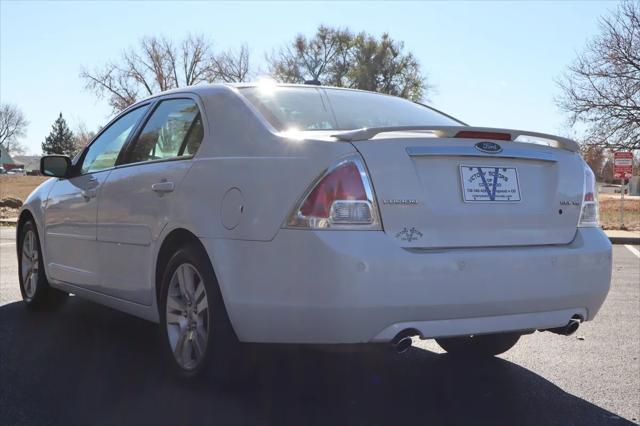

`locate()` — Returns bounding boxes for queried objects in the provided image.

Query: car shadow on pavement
[0,298,634,426]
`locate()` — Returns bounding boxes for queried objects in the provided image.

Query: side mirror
[40,155,71,178]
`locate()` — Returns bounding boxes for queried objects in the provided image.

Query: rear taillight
[287,155,381,229]
[578,163,600,227]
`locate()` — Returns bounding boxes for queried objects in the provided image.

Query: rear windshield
[238,86,461,132]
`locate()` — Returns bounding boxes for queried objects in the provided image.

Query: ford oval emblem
[474,141,502,154]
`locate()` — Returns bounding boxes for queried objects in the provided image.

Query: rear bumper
[201,228,612,344]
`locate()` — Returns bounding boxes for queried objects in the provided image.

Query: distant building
[1,147,41,174]
[13,156,42,174]
[0,144,15,168]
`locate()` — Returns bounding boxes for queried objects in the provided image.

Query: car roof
[132,82,405,103]
[122,82,463,125]
[224,82,380,94]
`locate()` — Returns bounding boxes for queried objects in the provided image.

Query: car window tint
[81,105,149,174]
[127,99,203,164]
[239,86,461,131]
[239,87,337,131]
[183,113,204,155]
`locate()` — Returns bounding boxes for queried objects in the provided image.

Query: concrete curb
[608,236,640,245]
[604,230,640,245]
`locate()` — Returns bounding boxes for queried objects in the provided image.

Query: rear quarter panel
[172,87,357,242]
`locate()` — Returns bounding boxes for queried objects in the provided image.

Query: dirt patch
[0,176,49,219]
[0,197,22,208]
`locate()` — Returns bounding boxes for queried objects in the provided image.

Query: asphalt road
[0,226,638,425]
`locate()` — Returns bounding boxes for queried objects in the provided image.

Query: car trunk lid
[350,132,584,248]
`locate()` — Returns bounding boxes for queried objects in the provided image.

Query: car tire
[159,243,256,384]
[18,220,67,309]
[436,332,521,357]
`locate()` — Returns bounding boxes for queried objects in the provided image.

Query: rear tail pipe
[393,337,413,354]
[546,318,581,336]
[391,329,420,354]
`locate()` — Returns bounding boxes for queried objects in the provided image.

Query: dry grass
[599,193,640,231]
[0,176,49,201]
[0,176,49,218]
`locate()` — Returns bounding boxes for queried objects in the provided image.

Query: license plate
[460,165,521,202]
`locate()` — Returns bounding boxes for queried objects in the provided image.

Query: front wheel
[436,332,521,357]
[159,243,256,383]
[18,220,67,308]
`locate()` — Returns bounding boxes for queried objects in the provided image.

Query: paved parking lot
[0,226,638,425]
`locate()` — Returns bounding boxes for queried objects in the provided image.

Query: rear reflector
[454,131,512,141]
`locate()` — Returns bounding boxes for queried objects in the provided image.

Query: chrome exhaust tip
[546,318,580,336]
[565,319,580,336]
[393,337,413,354]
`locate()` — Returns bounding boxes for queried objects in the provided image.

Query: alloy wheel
[165,263,209,370]
[21,229,39,299]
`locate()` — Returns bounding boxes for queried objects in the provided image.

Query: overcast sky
[1,0,619,155]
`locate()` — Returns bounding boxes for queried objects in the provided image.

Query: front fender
[17,177,57,278]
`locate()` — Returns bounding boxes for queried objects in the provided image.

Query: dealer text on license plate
[460,165,521,202]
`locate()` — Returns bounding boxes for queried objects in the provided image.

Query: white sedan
[18,83,612,381]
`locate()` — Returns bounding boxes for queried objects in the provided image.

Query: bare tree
[212,44,251,83]
[602,157,615,182]
[581,143,608,180]
[267,26,429,101]
[81,34,251,112]
[557,1,640,151]
[0,103,28,154]
[73,122,97,156]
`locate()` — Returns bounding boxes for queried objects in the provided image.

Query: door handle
[151,181,175,193]
[81,177,99,201]
[81,188,97,200]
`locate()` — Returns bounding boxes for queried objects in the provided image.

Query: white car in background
[17,83,612,381]
[7,168,26,176]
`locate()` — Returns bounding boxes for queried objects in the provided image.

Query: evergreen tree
[42,113,75,156]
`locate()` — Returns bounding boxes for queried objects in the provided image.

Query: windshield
[239,86,462,132]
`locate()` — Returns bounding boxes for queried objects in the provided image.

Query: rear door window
[125,99,203,164]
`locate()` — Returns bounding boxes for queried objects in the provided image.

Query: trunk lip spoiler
[332,126,580,152]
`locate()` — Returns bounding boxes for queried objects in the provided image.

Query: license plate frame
[459,165,521,203]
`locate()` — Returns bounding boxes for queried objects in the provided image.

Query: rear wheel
[159,243,256,383]
[18,220,67,308]
[436,332,521,357]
